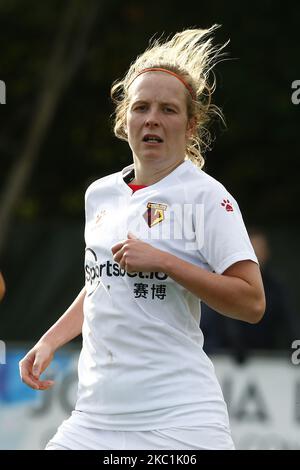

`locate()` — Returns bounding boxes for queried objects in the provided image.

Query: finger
[19,361,38,389]
[32,356,42,379]
[112,248,124,263]
[20,373,40,390]
[113,243,130,263]
[115,252,125,268]
[36,380,55,390]
[29,372,55,390]
[111,241,126,255]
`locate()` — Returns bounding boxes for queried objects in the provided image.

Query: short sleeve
[196,183,258,274]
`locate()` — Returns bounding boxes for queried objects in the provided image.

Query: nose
[145,109,160,127]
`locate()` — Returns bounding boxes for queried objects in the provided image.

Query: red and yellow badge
[143,202,167,228]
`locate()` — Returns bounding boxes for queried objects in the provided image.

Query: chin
[139,151,164,161]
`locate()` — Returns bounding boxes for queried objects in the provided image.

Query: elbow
[0,275,5,301]
[247,296,266,324]
[0,286,5,301]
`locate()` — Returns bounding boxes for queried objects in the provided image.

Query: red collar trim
[128,183,148,193]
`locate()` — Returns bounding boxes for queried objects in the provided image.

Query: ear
[186,117,196,139]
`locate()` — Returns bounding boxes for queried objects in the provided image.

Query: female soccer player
[19,25,265,450]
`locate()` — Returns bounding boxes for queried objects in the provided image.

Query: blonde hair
[111,25,228,168]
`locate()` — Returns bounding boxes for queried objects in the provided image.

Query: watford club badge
[143,202,167,228]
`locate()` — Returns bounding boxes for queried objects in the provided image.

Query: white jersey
[75,159,257,431]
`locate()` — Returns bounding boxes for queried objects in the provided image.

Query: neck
[131,157,185,185]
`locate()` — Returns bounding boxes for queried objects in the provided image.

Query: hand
[111,232,167,273]
[19,341,55,390]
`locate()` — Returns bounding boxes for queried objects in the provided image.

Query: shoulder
[181,160,235,203]
[85,170,121,201]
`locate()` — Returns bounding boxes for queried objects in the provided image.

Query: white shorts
[45,414,235,450]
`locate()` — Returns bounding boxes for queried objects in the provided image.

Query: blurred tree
[0,0,101,255]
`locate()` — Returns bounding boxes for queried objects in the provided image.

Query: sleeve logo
[221,198,234,212]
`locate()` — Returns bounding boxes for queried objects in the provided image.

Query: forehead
[128,72,188,105]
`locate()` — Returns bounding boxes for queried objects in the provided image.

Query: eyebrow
[131,99,181,110]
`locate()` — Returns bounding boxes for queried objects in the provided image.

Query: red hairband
[129,68,196,100]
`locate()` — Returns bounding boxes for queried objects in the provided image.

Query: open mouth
[142,134,163,143]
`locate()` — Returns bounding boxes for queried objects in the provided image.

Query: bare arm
[0,272,6,301]
[112,235,266,324]
[162,255,265,323]
[19,287,86,390]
